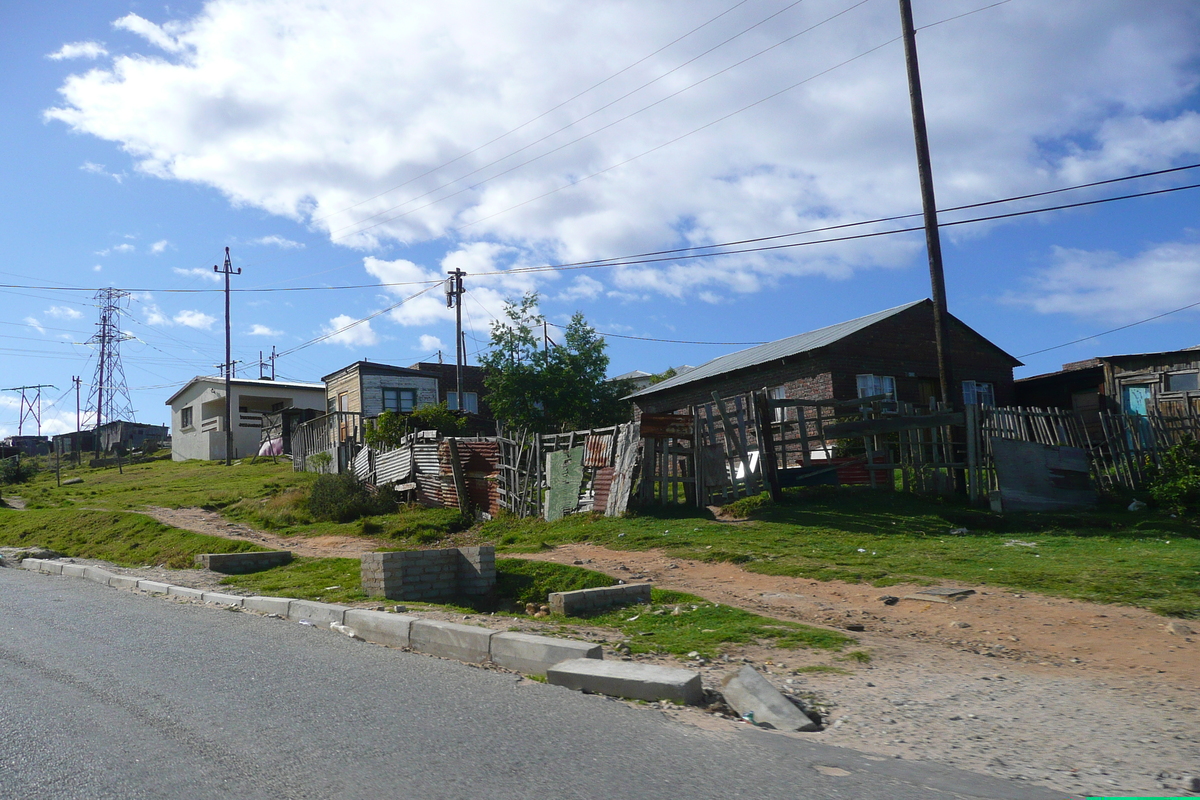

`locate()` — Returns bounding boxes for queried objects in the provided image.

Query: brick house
[626,299,1021,415]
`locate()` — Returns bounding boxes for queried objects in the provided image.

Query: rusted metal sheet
[374,446,412,486]
[592,466,614,514]
[640,413,694,439]
[582,431,615,468]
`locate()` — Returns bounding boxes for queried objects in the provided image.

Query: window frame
[447,391,479,413]
[962,380,996,407]
[180,406,194,429]
[1165,371,1200,394]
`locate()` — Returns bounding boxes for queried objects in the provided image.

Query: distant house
[322,361,440,418]
[626,300,1021,415]
[1014,346,1200,434]
[610,366,695,393]
[406,361,490,417]
[166,377,326,461]
[1,435,49,457]
[94,420,169,454]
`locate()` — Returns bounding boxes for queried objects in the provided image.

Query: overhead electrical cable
[1018,299,1200,360]
[274,283,440,358]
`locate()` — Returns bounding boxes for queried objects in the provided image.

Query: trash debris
[879,595,899,606]
[1128,500,1148,512]
[949,527,969,535]
[903,587,976,604]
[330,622,362,640]
[298,619,315,626]
[323,585,341,591]
[1003,539,1037,547]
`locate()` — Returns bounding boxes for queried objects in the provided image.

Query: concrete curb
[13,557,612,679]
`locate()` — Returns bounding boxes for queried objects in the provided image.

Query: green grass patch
[480,486,1200,618]
[792,665,852,675]
[837,650,872,664]
[218,557,367,604]
[494,558,617,606]
[0,508,266,568]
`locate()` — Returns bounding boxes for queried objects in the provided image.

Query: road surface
[0,567,1072,800]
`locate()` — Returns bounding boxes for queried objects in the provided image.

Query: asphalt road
[0,567,1074,800]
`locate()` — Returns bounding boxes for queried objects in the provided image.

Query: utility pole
[215,247,241,465]
[445,269,466,410]
[899,0,953,407]
[269,345,276,380]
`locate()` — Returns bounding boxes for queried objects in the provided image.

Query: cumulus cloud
[248,323,283,337]
[173,267,222,282]
[150,239,171,254]
[44,0,1200,303]
[418,334,444,352]
[81,161,124,182]
[173,310,216,329]
[554,276,604,302]
[250,235,304,249]
[320,314,379,347]
[48,42,108,61]
[96,243,135,256]
[1005,240,1200,324]
[24,317,46,334]
[46,306,83,320]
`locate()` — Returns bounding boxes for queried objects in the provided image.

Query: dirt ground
[64,508,1200,796]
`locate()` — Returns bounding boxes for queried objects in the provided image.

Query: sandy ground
[28,506,1200,796]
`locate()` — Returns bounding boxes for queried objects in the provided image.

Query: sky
[2,0,1199,437]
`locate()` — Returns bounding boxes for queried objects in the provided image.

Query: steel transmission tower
[85,287,137,431]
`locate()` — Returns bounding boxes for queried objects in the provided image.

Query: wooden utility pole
[899,0,954,407]
[214,247,241,465]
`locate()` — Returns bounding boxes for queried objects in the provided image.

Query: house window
[856,374,896,400]
[768,386,787,423]
[383,388,417,413]
[447,391,479,413]
[180,406,193,428]
[1166,372,1199,393]
[962,380,995,407]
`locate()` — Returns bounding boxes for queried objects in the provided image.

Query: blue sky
[2,0,1199,436]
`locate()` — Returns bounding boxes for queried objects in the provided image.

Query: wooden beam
[825,411,964,438]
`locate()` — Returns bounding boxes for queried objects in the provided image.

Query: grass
[0,508,266,568]
[218,557,368,604]
[9,457,1199,618]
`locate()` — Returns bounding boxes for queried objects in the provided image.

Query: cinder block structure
[360,546,495,601]
[548,583,652,616]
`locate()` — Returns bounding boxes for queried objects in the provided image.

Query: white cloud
[24,317,45,334]
[173,267,222,283]
[418,334,444,352]
[80,161,124,182]
[320,314,379,347]
[248,323,283,337]
[48,42,108,61]
[44,1,1200,302]
[554,276,604,302]
[92,264,103,272]
[150,239,171,254]
[1006,240,1200,324]
[250,235,304,249]
[96,242,135,255]
[173,310,216,329]
[46,306,83,320]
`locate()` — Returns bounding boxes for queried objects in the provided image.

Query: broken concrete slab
[720,665,819,731]
[286,599,348,627]
[904,587,976,604]
[490,632,602,675]
[409,619,495,663]
[343,609,417,649]
[1166,621,1193,636]
[546,659,703,705]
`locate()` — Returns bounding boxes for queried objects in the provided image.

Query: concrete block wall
[195,551,292,573]
[549,583,652,616]
[361,546,495,601]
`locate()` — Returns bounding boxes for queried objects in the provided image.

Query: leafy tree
[481,292,632,431]
[363,403,466,448]
[648,367,677,385]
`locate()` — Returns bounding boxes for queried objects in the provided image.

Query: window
[383,388,417,414]
[447,391,479,413]
[1166,372,1199,393]
[768,386,787,423]
[180,406,193,428]
[962,380,995,407]
[856,374,896,400]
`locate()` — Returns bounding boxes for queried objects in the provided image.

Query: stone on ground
[720,665,819,732]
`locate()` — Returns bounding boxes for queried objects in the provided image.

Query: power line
[1017,299,1200,360]
[546,320,766,346]
[274,283,440,358]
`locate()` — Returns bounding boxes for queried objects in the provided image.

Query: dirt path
[140,507,1200,797]
[141,507,387,559]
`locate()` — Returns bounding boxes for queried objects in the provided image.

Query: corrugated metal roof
[626,300,927,399]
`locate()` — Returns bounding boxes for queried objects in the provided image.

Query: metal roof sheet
[625,300,927,399]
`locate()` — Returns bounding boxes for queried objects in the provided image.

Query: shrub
[0,457,39,485]
[307,473,397,523]
[1146,437,1200,515]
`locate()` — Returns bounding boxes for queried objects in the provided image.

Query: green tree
[481,293,632,431]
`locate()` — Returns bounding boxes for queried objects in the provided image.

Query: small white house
[166,377,326,461]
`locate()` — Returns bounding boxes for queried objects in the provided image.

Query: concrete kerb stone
[343,609,417,649]
[39,561,64,576]
[490,632,602,676]
[287,599,348,627]
[167,585,205,601]
[60,564,88,578]
[243,596,291,616]
[410,619,495,663]
[546,659,704,705]
[201,592,245,607]
[720,665,819,731]
[20,558,43,571]
[105,573,139,590]
[137,580,171,595]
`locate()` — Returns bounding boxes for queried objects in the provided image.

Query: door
[1121,384,1153,447]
